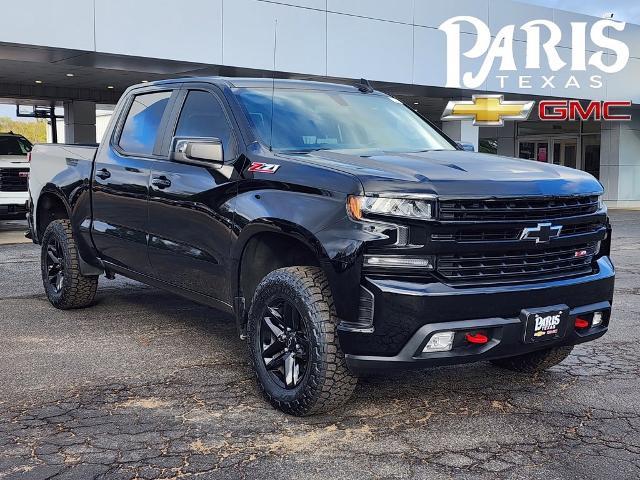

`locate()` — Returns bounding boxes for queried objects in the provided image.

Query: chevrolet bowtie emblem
[520,223,563,244]
[441,95,535,126]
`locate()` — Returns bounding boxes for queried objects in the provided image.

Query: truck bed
[29,143,98,207]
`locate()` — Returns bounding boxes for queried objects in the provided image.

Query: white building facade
[0,0,639,206]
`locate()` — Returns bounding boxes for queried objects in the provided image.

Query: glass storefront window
[552,139,578,169]
[582,135,601,179]
[519,141,548,162]
[518,120,579,136]
[479,139,497,154]
[537,144,548,162]
[582,121,602,134]
[516,119,601,179]
[519,142,534,159]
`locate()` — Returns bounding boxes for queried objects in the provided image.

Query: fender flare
[231,218,329,264]
[35,186,103,277]
[34,186,73,240]
[230,218,334,332]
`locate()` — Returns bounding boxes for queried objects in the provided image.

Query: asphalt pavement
[0,213,638,479]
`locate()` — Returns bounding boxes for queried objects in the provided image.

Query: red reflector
[465,332,489,344]
[575,318,590,329]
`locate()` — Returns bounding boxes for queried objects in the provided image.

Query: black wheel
[491,345,574,373]
[41,219,98,309]
[247,266,357,416]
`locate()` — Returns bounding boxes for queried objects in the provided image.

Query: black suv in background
[28,78,614,415]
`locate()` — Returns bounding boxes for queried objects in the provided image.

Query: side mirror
[456,142,475,152]
[171,137,224,165]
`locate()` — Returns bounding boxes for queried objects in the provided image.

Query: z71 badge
[248,162,280,174]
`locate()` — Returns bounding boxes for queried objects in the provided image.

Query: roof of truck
[144,76,370,92]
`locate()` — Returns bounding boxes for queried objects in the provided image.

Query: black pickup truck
[28,77,614,415]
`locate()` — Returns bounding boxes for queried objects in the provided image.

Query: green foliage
[0,117,47,143]
[479,139,498,155]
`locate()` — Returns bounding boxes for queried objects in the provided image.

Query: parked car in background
[0,132,31,219]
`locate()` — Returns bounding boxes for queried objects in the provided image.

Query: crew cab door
[147,87,240,305]
[91,87,177,274]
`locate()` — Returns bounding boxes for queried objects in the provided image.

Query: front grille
[432,222,606,242]
[439,195,599,221]
[0,168,29,192]
[437,243,597,285]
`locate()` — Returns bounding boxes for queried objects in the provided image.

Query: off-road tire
[491,345,574,373]
[41,219,98,309]
[247,266,357,416]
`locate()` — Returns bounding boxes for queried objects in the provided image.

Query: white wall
[94,0,223,64]
[601,117,640,207]
[2,0,638,103]
[0,0,94,50]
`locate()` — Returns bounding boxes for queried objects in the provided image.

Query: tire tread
[248,266,357,416]
[41,219,98,309]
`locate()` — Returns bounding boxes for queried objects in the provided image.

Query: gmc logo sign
[539,100,631,121]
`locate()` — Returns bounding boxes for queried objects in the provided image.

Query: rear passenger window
[175,91,233,158]
[119,91,172,156]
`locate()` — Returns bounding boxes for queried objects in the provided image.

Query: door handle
[96,168,111,180]
[152,176,172,189]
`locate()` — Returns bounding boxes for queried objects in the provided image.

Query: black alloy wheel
[260,298,310,389]
[45,237,65,293]
[40,219,98,309]
[247,266,357,415]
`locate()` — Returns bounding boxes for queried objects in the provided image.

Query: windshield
[0,136,32,156]
[234,88,455,153]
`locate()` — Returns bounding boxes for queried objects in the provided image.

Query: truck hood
[295,149,603,197]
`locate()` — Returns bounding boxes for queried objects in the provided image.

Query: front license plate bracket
[521,304,570,344]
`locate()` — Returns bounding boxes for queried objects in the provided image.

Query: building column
[63,101,96,144]
[600,117,640,208]
[442,120,479,152]
[496,122,517,157]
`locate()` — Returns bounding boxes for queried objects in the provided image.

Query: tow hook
[465,332,489,345]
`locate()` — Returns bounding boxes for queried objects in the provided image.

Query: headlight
[597,195,606,211]
[347,195,435,220]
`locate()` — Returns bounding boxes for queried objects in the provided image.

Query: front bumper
[0,191,29,206]
[341,257,615,374]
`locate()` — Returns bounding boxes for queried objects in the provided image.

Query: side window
[18,138,33,153]
[118,91,172,156]
[175,91,233,159]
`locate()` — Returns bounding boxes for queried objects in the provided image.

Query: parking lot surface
[0,212,639,480]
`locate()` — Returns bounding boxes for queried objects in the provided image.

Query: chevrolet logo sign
[441,95,535,126]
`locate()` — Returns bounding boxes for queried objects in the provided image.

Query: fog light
[592,311,604,327]
[364,255,435,270]
[423,331,455,352]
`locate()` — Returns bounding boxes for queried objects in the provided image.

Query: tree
[0,117,47,143]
